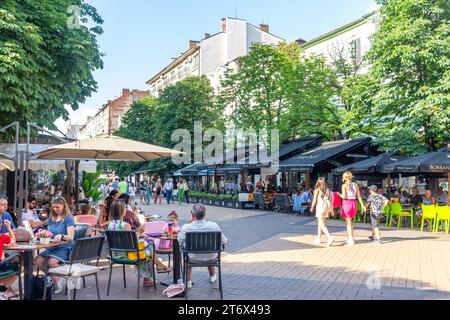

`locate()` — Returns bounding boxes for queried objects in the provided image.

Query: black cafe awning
[381,148,450,174]
[280,138,372,172]
[333,153,407,175]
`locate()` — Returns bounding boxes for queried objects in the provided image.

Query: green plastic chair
[434,205,450,235]
[383,203,391,226]
[389,202,414,229]
[420,204,437,232]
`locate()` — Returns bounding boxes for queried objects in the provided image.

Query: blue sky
[56,0,379,131]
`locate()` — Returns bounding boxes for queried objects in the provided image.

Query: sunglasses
[51,196,66,204]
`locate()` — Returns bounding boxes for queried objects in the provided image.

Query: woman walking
[178,178,186,205]
[337,171,366,245]
[154,179,163,204]
[311,177,335,246]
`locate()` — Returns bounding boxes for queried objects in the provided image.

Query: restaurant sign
[427,165,450,173]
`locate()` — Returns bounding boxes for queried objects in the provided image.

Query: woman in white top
[311,177,335,247]
[336,171,366,245]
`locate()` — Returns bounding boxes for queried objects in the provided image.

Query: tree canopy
[0,0,104,134]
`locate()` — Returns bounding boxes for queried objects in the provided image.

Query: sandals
[157,266,173,273]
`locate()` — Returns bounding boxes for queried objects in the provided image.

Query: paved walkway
[54,203,450,300]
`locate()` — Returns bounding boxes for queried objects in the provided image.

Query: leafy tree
[218,42,336,142]
[217,43,293,136]
[363,0,450,154]
[107,96,159,177]
[0,0,104,134]
[151,76,222,176]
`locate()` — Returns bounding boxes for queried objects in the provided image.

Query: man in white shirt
[178,204,228,289]
[22,195,46,232]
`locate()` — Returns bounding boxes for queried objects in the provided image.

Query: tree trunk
[63,160,75,205]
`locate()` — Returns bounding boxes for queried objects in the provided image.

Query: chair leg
[95,273,101,300]
[152,260,156,291]
[73,287,77,300]
[107,262,113,296]
[123,264,127,288]
[137,264,140,299]
[43,271,48,300]
[420,217,425,232]
[397,216,401,229]
[218,263,223,300]
[18,269,23,300]
[83,276,86,289]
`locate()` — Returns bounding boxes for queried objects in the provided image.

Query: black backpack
[33,275,53,300]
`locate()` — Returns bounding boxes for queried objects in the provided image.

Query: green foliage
[0,0,103,134]
[363,0,450,153]
[217,42,336,141]
[109,76,222,177]
[81,169,104,204]
[189,192,238,201]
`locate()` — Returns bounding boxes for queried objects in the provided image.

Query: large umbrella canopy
[37,136,182,161]
[381,148,450,174]
[334,153,407,175]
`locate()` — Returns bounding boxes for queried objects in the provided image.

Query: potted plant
[35,229,53,244]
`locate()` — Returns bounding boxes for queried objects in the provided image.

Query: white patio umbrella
[37,135,182,161]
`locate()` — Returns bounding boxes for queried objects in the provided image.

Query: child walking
[365,185,389,244]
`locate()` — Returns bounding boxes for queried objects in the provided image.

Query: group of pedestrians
[311,171,389,247]
[138,177,190,206]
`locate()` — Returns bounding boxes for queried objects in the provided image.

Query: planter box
[192,197,240,209]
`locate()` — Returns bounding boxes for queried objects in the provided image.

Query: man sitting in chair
[178,204,228,289]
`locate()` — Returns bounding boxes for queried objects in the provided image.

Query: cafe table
[150,234,183,289]
[5,240,69,300]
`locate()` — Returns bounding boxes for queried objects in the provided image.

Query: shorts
[370,213,381,229]
[39,243,73,261]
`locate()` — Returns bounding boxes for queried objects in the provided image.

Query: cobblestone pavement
[54,202,450,300]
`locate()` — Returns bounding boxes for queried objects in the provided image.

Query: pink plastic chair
[75,215,98,226]
[144,221,173,268]
[75,215,98,236]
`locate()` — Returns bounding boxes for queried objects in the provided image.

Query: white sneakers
[327,238,335,247]
[186,275,217,289]
[313,238,321,244]
[346,239,355,246]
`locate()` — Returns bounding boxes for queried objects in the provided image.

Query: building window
[350,38,361,63]
[192,54,200,69]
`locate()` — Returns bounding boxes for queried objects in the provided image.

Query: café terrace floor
[53,203,450,300]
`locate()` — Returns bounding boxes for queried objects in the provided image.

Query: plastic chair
[389,202,414,229]
[44,236,105,300]
[355,200,367,223]
[182,231,224,300]
[434,205,450,235]
[105,230,156,298]
[383,204,391,226]
[75,215,98,236]
[144,221,172,269]
[0,254,22,300]
[420,204,437,232]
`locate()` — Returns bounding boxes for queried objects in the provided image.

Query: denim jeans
[166,190,173,204]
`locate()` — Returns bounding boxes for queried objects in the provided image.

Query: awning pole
[448,144,450,206]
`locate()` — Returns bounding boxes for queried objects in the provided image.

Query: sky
[55,0,379,133]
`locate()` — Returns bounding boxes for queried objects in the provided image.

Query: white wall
[200,33,226,79]
[303,13,379,74]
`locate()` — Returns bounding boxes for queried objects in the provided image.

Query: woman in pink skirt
[337,171,366,245]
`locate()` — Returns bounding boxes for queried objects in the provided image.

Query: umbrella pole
[75,160,80,212]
